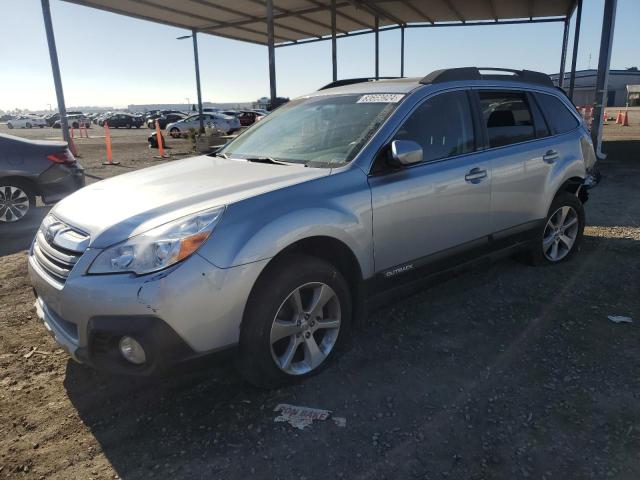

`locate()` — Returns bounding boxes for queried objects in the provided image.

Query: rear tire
[170,128,180,138]
[525,192,585,266]
[238,254,352,389]
[0,180,36,223]
[26,123,32,129]
[7,123,13,129]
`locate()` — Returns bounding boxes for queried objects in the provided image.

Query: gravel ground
[0,120,639,479]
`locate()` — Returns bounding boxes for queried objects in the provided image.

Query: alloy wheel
[0,186,30,222]
[270,282,341,375]
[542,205,579,261]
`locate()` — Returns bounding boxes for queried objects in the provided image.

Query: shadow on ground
[0,206,50,256]
[64,230,640,479]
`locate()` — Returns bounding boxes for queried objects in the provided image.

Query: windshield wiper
[241,156,290,165]
[213,152,228,159]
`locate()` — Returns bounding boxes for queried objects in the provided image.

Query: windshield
[220,93,401,166]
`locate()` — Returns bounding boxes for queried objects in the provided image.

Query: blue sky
[0,0,638,111]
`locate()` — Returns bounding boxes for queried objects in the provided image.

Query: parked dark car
[99,113,143,128]
[45,111,83,127]
[221,110,264,127]
[0,133,84,222]
[146,113,186,129]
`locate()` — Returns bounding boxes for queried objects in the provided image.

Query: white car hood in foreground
[51,155,330,248]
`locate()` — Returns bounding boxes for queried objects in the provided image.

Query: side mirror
[390,140,423,166]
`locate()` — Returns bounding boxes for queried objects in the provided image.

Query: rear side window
[394,90,474,163]
[478,91,535,148]
[534,93,580,134]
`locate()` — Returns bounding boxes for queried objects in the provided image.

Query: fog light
[118,336,146,365]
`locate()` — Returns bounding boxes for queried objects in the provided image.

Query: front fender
[197,167,374,278]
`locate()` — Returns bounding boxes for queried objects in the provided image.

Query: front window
[220,94,401,166]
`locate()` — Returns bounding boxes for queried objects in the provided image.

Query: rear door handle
[465,167,488,183]
[543,150,559,163]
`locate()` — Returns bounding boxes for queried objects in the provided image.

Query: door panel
[369,156,491,272]
[369,90,491,273]
[475,89,555,232]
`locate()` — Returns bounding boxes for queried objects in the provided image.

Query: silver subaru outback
[28,68,598,388]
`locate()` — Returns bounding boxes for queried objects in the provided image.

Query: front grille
[32,217,89,284]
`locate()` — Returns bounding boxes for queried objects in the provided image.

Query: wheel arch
[0,175,39,195]
[246,235,366,328]
[556,176,588,204]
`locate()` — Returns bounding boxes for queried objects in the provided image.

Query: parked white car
[7,116,47,129]
[166,113,241,137]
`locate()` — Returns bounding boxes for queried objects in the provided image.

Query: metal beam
[354,1,405,26]
[332,0,337,82]
[400,25,405,77]
[568,0,583,101]
[591,0,618,159]
[400,1,434,24]
[192,30,204,134]
[487,0,498,21]
[275,17,566,48]
[558,18,570,87]
[245,0,346,35]
[374,15,379,80]
[441,0,465,22]
[125,0,300,42]
[186,0,317,40]
[306,0,371,29]
[41,0,69,143]
[267,0,277,107]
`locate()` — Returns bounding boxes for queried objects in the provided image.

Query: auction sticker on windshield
[357,94,405,103]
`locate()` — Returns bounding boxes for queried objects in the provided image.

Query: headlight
[88,206,224,275]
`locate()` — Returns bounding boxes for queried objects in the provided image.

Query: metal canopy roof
[62,0,576,46]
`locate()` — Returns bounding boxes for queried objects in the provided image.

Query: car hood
[51,155,330,248]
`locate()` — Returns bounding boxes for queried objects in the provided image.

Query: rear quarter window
[534,93,580,135]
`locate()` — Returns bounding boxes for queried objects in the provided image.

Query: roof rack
[419,67,554,88]
[319,77,402,90]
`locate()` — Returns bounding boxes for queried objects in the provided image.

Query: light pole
[177,32,204,133]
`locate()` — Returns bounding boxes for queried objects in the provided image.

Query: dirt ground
[1,115,639,479]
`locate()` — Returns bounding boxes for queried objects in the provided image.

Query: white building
[551,69,640,107]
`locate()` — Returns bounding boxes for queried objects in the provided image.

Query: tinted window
[394,91,474,163]
[479,91,535,148]
[535,93,580,134]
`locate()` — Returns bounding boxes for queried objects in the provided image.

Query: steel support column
[591,0,618,158]
[331,0,337,81]
[374,15,379,80]
[41,0,69,143]
[558,18,570,88]
[192,30,205,133]
[568,0,583,101]
[400,25,405,77]
[267,0,277,108]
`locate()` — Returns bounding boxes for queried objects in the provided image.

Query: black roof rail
[319,77,402,90]
[419,67,554,88]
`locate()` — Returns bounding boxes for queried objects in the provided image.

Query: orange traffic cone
[68,126,78,156]
[102,122,120,165]
[622,110,630,126]
[154,120,168,159]
[616,110,623,124]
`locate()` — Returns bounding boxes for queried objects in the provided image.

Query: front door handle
[465,167,488,183]
[543,150,559,163]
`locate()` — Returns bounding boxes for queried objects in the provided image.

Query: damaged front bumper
[28,245,269,374]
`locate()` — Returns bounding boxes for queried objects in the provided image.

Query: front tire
[169,127,180,138]
[238,254,352,388]
[526,191,585,265]
[26,123,32,129]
